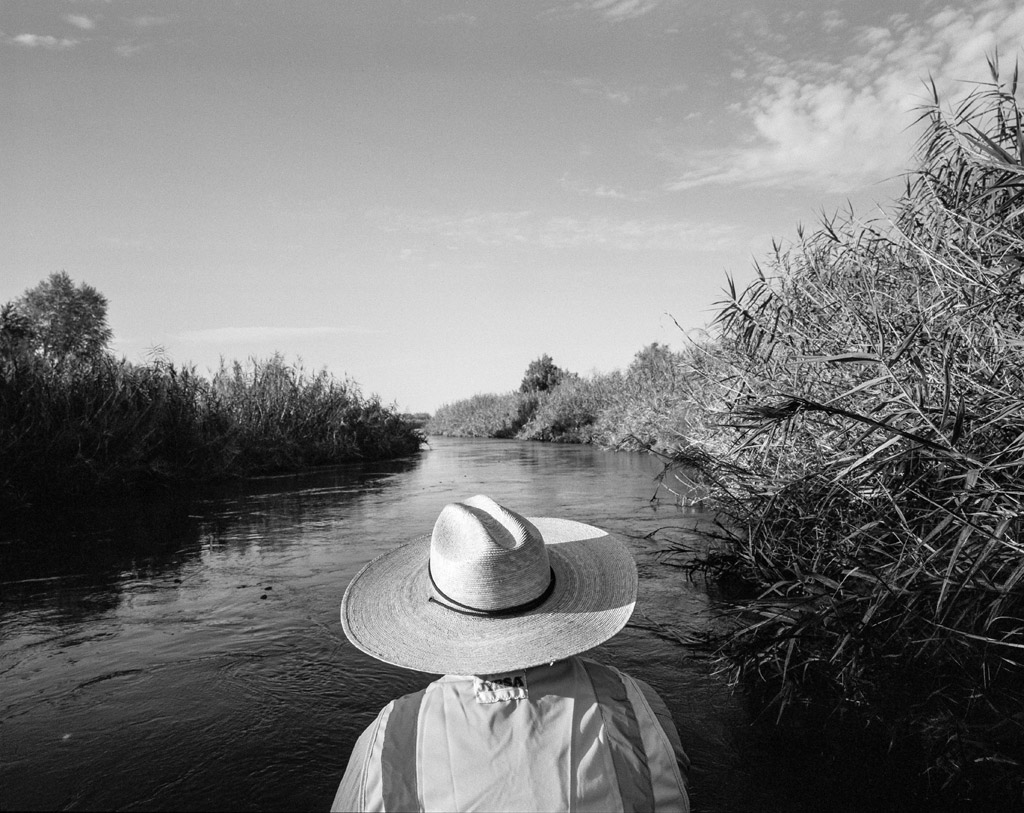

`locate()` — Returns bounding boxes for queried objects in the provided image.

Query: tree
[627,343,683,387]
[0,302,35,358]
[519,354,567,393]
[13,272,113,363]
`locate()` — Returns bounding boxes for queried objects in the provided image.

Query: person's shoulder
[574,655,635,683]
[360,677,443,724]
[574,657,670,710]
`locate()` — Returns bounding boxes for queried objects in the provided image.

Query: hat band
[427,565,557,617]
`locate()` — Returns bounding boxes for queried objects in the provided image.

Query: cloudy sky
[3,1,1022,411]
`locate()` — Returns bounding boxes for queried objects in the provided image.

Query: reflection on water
[0,437,908,812]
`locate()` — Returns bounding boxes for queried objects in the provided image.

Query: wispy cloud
[130,15,171,28]
[536,216,736,251]
[434,12,477,25]
[179,326,379,344]
[115,42,149,58]
[559,174,648,201]
[666,0,1024,194]
[64,15,95,31]
[820,10,846,34]
[569,77,632,105]
[575,0,663,22]
[367,207,736,253]
[568,76,688,107]
[4,32,79,49]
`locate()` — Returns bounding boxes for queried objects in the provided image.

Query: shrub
[592,343,693,451]
[518,374,616,443]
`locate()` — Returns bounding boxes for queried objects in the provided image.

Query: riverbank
[0,352,423,510]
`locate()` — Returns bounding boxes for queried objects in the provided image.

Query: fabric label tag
[474,673,528,704]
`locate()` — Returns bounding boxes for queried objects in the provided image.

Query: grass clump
[670,61,1024,802]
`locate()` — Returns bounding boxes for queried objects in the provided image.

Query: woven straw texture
[341,514,638,675]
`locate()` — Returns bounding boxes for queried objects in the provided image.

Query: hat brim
[340,517,638,675]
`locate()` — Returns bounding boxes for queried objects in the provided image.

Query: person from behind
[333,494,690,812]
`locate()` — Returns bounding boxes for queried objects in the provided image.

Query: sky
[3,0,1022,412]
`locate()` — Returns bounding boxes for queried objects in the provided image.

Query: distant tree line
[426,344,690,449]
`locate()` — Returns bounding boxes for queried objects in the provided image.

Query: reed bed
[0,352,422,508]
[668,65,1024,801]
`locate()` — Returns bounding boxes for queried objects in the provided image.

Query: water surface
[0,437,898,811]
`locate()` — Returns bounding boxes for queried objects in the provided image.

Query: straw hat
[340,495,638,675]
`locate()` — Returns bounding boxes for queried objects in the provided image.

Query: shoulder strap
[379,687,427,812]
[581,659,656,812]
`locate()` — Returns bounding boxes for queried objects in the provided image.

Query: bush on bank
[669,67,1024,801]
[592,342,693,451]
[0,350,422,508]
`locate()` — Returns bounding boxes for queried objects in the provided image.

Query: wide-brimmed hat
[340,495,637,675]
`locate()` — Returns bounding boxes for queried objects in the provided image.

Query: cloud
[821,10,846,34]
[366,207,737,253]
[559,174,649,201]
[665,0,1024,194]
[179,326,379,344]
[64,15,95,30]
[5,33,79,49]
[569,77,632,105]
[435,12,477,25]
[568,76,688,107]
[115,42,149,58]
[575,0,663,22]
[535,216,737,251]
[130,15,170,28]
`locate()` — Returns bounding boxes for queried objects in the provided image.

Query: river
[0,436,906,812]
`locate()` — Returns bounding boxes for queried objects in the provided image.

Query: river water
[0,437,909,812]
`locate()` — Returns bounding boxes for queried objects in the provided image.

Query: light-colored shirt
[332,656,690,812]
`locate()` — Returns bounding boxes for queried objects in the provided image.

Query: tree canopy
[519,354,567,393]
[3,272,112,363]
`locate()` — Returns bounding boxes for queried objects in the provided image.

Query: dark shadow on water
[0,455,425,622]
[0,492,205,621]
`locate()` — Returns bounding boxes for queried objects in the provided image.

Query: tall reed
[0,351,422,508]
[670,62,1024,799]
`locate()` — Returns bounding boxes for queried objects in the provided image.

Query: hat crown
[430,495,551,612]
